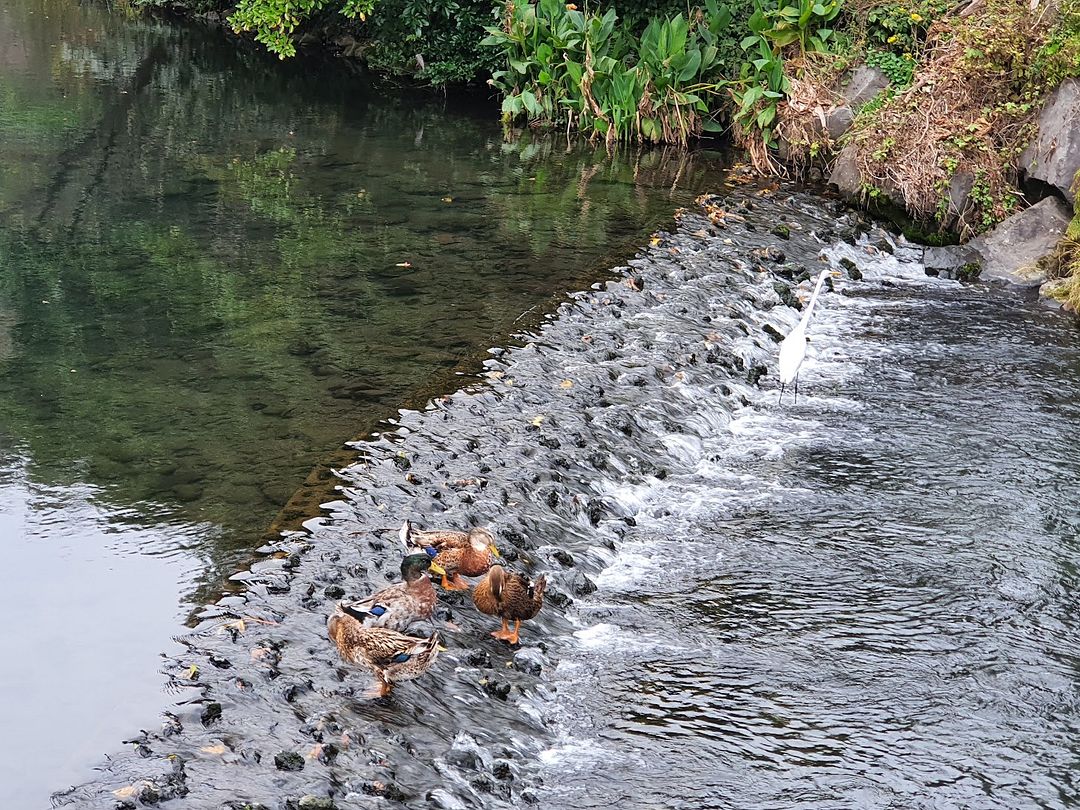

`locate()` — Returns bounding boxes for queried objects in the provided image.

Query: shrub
[482,0,734,145]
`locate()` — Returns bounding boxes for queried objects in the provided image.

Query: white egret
[778,268,832,404]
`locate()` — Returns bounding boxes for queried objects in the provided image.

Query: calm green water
[0,1,726,803]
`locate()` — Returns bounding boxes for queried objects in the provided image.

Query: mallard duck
[399,520,500,590]
[338,553,445,632]
[327,611,441,696]
[472,564,546,645]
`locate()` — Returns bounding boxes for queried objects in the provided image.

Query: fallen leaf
[649,236,662,247]
[395,261,413,268]
[306,744,324,760]
[200,743,227,755]
[531,415,545,426]
[559,380,573,389]
[113,785,142,800]
[185,664,199,679]
[441,196,454,203]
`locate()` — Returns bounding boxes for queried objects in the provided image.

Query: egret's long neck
[799,271,830,327]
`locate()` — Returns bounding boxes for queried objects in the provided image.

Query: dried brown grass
[849,0,1059,235]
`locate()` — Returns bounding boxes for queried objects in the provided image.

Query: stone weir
[53,182,898,810]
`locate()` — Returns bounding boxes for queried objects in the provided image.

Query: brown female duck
[471,564,546,645]
[327,611,442,697]
[400,520,500,590]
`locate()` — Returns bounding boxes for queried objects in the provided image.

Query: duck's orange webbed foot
[490,618,512,640]
[505,619,522,646]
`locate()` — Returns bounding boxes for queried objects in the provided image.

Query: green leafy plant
[730,0,840,162]
[228,0,377,58]
[482,0,733,145]
[866,47,914,87]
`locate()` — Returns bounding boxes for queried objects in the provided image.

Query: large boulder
[969,197,1073,286]
[842,65,890,108]
[1020,79,1080,202]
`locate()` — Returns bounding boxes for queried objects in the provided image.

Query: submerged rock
[274,751,305,772]
[969,197,1072,287]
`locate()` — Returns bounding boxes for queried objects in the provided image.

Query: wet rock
[200,702,222,727]
[923,244,978,277]
[513,647,544,676]
[839,257,862,280]
[746,364,767,386]
[570,571,597,597]
[969,197,1072,287]
[771,224,791,240]
[295,798,337,810]
[545,587,572,608]
[208,654,232,669]
[482,679,512,700]
[492,760,514,780]
[772,282,801,310]
[275,751,305,771]
[522,789,540,804]
[465,648,492,668]
[1020,79,1080,200]
[762,324,784,344]
[552,549,575,567]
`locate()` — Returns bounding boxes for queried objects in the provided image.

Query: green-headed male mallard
[472,564,546,645]
[338,553,445,632]
[400,520,500,591]
[327,610,441,697]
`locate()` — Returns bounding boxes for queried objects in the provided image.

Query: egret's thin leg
[779,382,786,404]
[794,376,799,405]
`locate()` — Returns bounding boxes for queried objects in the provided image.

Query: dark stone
[545,588,572,609]
[772,282,801,310]
[839,257,862,280]
[512,648,544,676]
[465,648,492,668]
[771,223,791,240]
[200,703,222,726]
[483,679,512,700]
[323,584,345,599]
[746,364,767,386]
[275,751,305,772]
[762,324,784,344]
[570,571,597,596]
[208,654,232,669]
[552,549,575,567]
[538,435,560,449]
[492,760,513,780]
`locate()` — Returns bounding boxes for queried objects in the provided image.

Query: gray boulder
[825,106,854,140]
[842,65,890,108]
[923,244,979,279]
[1021,79,1080,203]
[968,197,1072,286]
[828,142,861,199]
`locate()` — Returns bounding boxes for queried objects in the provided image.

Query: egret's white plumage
[778,269,831,404]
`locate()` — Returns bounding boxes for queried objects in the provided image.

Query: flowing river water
[4,3,1080,810]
